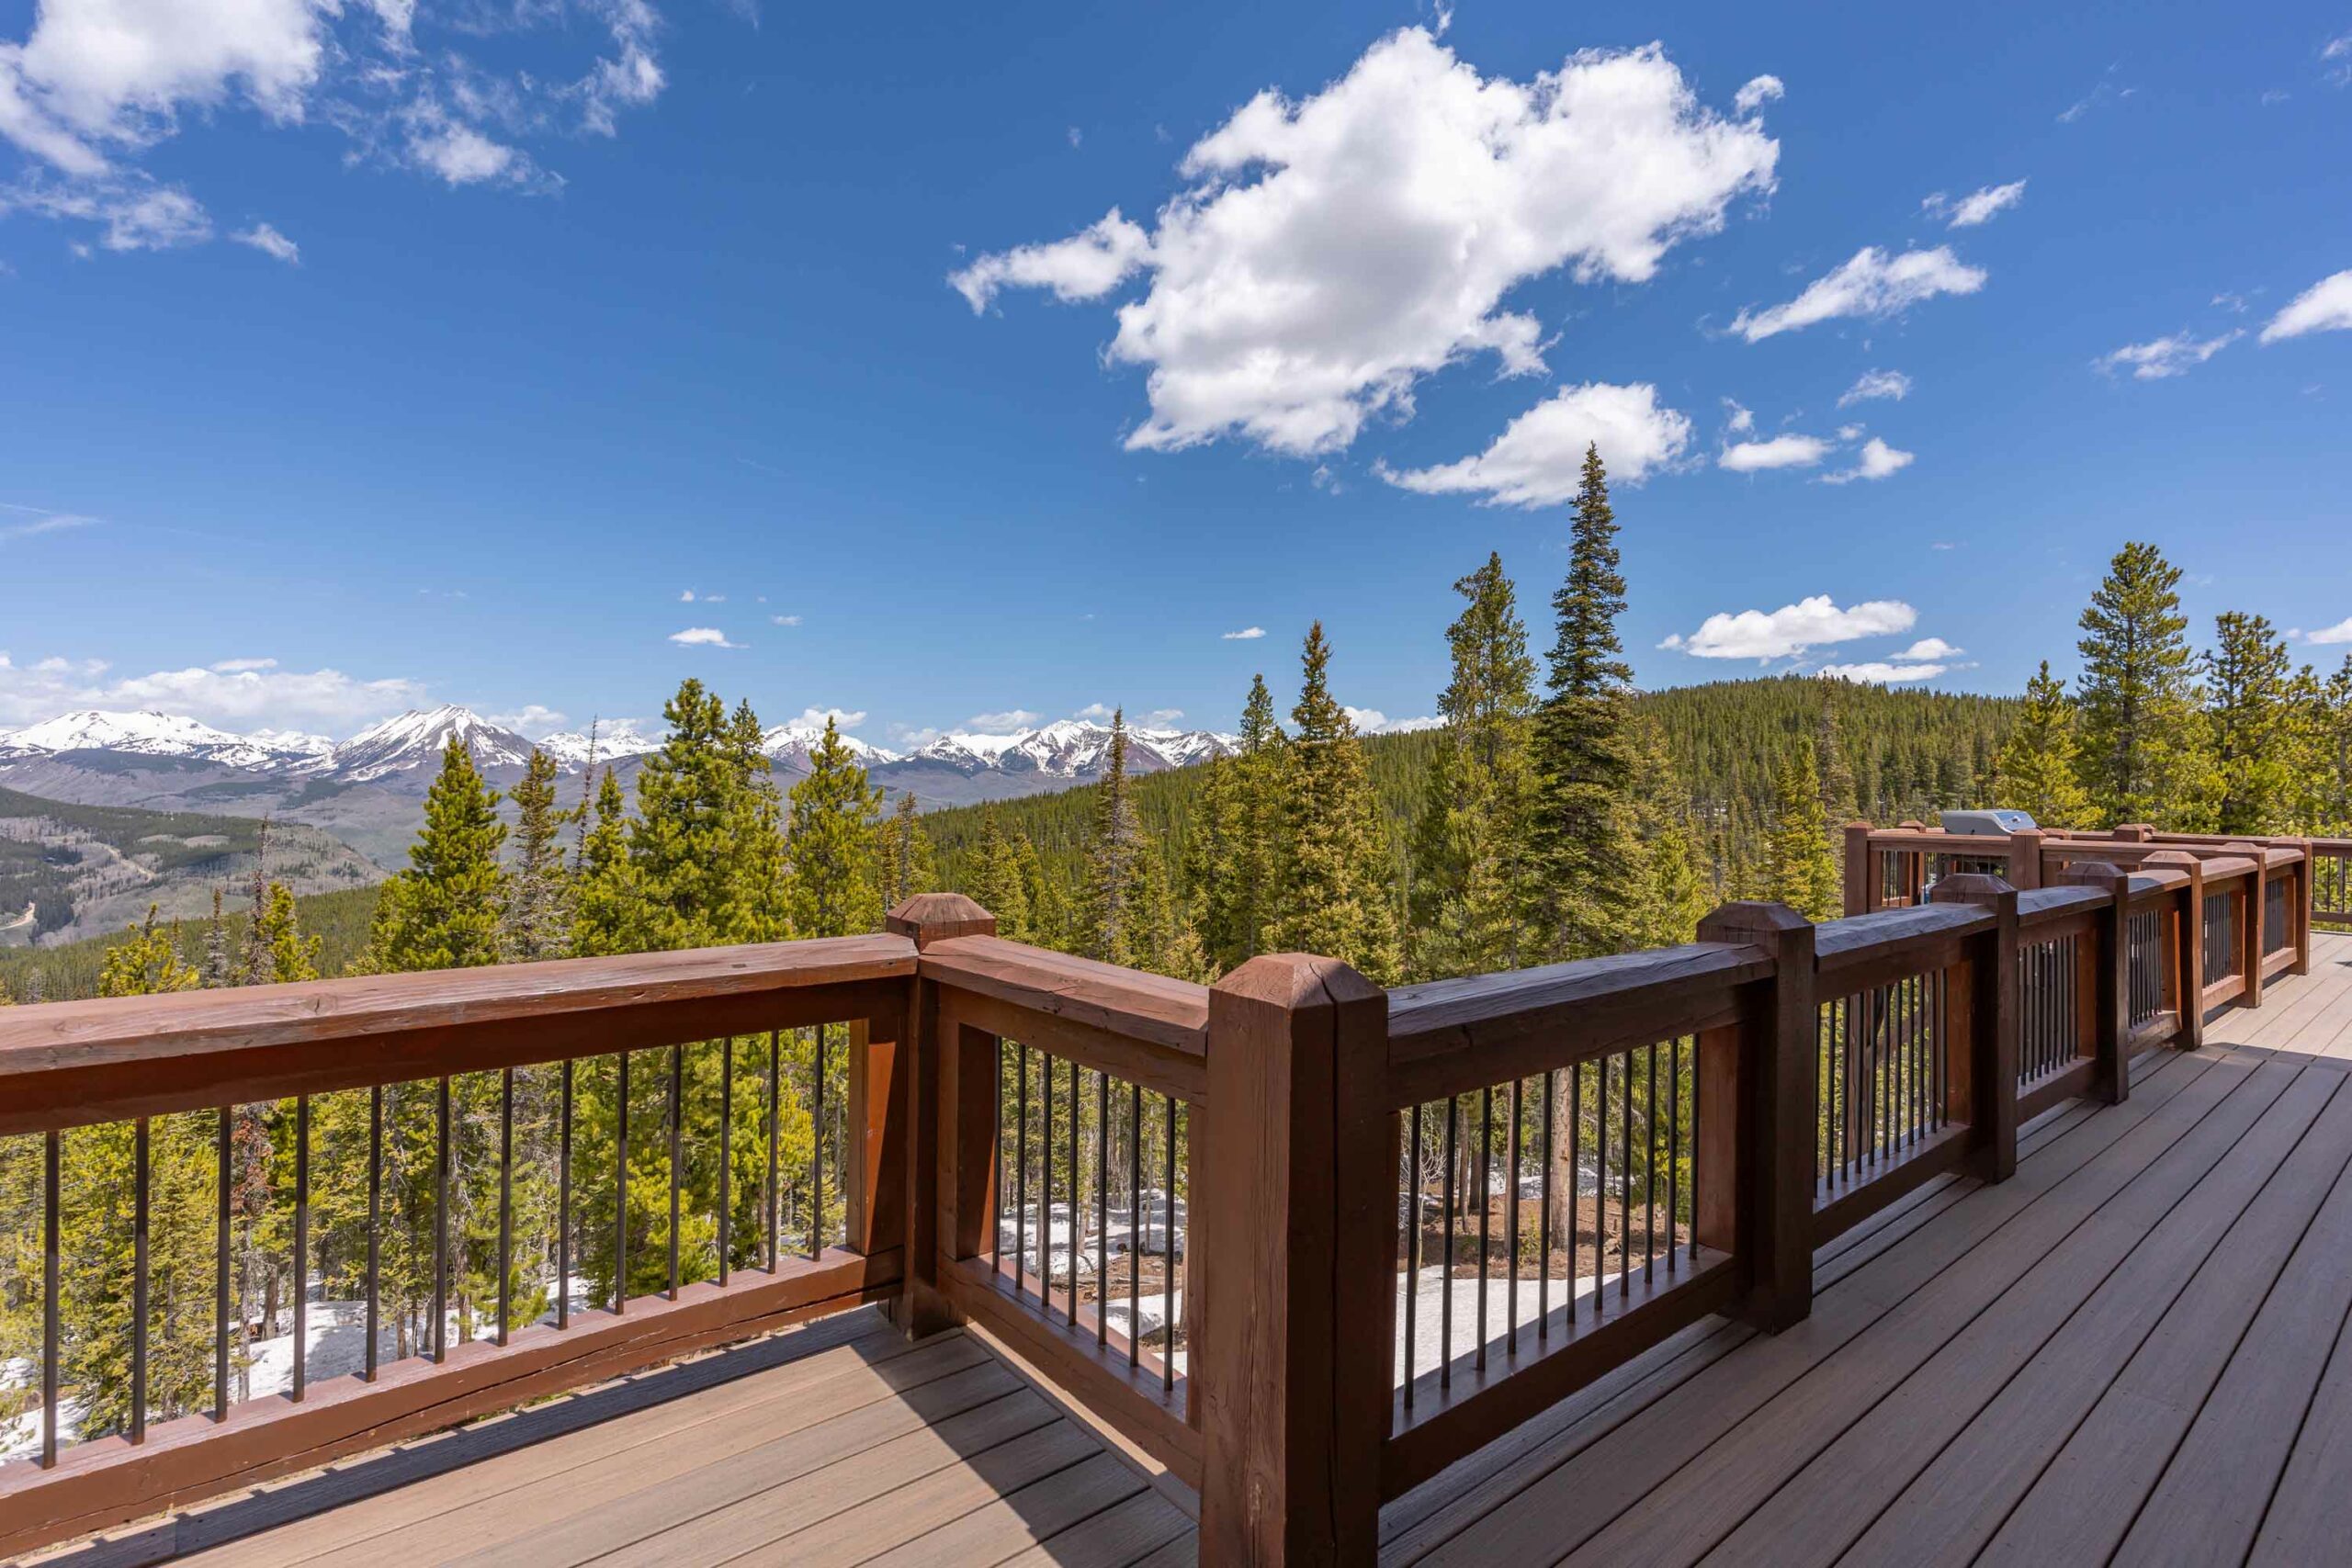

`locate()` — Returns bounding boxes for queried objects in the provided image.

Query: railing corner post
[884,893,998,1338]
[1199,953,1391,1565]
[1694,900,1815,1334]
[2146,852,2206,1050]
[1929,874,2018,1181]
[2058,862,2132,1104]
[2295,840,2315,977]
[2007,827,2044,894]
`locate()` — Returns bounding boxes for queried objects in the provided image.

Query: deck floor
[45,935,2352,1568]
[1381,929,2352,1566]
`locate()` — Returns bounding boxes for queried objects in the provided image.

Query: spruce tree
[1198,675,1286,970]
[876,790,937,911]
[782,716,884,939]
[963,809,1035,941]
[2206,612,2301,835]
[1991,661,2094,827]
[1082,710,1147,965]
[503,748,576,961]
[98,907,202,998]
[2074,542,2218,829]
[1268,623,1400,982]
[630,681,743,950]
[1408,552,1538,979]
[1764,739,1840,920]
[718,699,787,942]
[1626,720,1713,949]
[364,736,509,972]
[253,882,322,982]
[571,768,639,956]
[1528,443,1642,960]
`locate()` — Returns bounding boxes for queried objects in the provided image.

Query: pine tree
[876,791,937,911]
[503,748,576,961]
[98,907,202,998]
[1528,444,1642,960]
[1765,739,1840,920]
[963,809,1035,941]
[2317,657,2352,834]
[1081,711,1148,965]
[2074,542,2219,829]
[718,699,787,942]
[1408,552,1539,979]
[202,887,232,987]
[782,716,884,939]
[1991,661,2094,827]
[630,681,744,950]
[363,736,509,972]
[1268,624,1400,982]
[2207,612,2301,836]
[1198,675,1286,970]
[571,767,639,956]
[253,882,322,982]
[237,818,276,985]
[1626,720,1713,949]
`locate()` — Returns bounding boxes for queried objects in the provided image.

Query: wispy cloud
[2094,330,2241,379]
[2260,271,2352,344]
[1820,436,1915,484]
[1222,626,1267,640]
[0,511,97,543]
[1921,180,2026,228]
[1731,246,1985,341]
[231,222,300,264]
[668,626,743,649]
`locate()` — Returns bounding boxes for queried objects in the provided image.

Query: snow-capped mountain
[307,705,537,784]
[0,710,326,771]
[533,722,662,770]
[901,718,1236,779]
[762,720,900,768]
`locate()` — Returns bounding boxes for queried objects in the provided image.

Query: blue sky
[1,0,2348,747]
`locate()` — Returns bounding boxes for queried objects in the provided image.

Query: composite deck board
[1387,932,2352,1568]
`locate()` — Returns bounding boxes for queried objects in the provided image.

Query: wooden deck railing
[0,851,2326,1561]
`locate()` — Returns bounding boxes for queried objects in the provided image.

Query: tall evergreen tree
[1197,674,1286,970]
[876,790,937,911]
[963,809,1035,941]
[98,907,202,998]
[252,882,322,983]
[1527,443,1642,960]
[503,748,576,961]
[571,767,639,957]
[1082,710,1147,965]
[362,736,509,972]
[782,716,884,939]
[1764,739,1840,920]
[2074,542,2218,829]
[1408,552,1538,979]
[630,682,746,950]
[2206,611,2301,835]
[1268,624,1400,982]
[1991,660,2094,826]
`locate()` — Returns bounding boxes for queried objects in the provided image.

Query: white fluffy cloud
[1661,595,1917,660]
[668,626,742,648]
[792,705,867,729]
[0,0,678,247]
[1817,660,1947,683]
[2307,617,2352,646]
[1838,368,1911,406]
[489,704,568,735]
[1922,180,2026,228]
[2095,330,2240,379]
[1343,706,1442,735]
[0,649,427,728]
[1718,433,1832,472]
[1892,637,1962,660]
[1379,382,1694,502]
[771,614,802,626]
[1733,74,1783,114]
[1222,626,1266,640]
[966,709,1042,731]
[1820,436,1914,483]
[232,221,299,263]
[1731,246,1986,341]
[2260,271,2352,344]
[957,29,1777,457]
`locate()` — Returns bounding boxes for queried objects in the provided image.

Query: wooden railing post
[2006,827,2044,893]
[1843,822,1873,916]
[2058,862,2132,1104]
[2293,841,2314,976]
[2224,844,2267,1009]
[2147,852,2205,1050]
[1929,874,2019,1182]
[1693,902,1815,1333]
[884,893,997,1337]
[1198,953,1390,1565]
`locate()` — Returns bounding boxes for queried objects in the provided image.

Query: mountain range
[0,705,1238,870]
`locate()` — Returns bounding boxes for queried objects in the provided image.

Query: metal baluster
[42,1129,59,1467]
[1440,1092,1456,1384]
[810,1027,827,1261]
[215,1106,230,1419]
[1127,1082,1140,1369]
[1540,1069,1555,1339]
[667,1043,683,1299]
[368,1088,382,1377]
[497,1069,514,1342]
[1042,1044,1056,1314]
[993,1039,1006,1273]
[434,1077,450,1360]
[1619,1046,1632,1299]
[1645,1044,1657,1283]
[1096,1069,1109,1348]
[1476,1086,1491,1372]
[1015,1043,1030,1292]
[132,1117,150,1441]
[616,1052,630,1313]
[765,1032,781,1272]
[1507,1078,1521,1354]
[1689,1047,1701,1265]
[1405,1105,1421,1406]
[1069,1058,1081,1328]
[1566,1063,1580,1322]
[294,1094,311,1395]
[1163,1094,1177,1394]
[1668,1037,1681,1275]
[718,1040,732,1286]
[558,1062,572,1330]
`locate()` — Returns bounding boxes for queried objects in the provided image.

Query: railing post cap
[1928,872,2018,908]
[884,893,996,948]
[2057,860,2129,888]
[1696,900,1815,958]
[2143,849,2199,868]
[1211,951,1383,1010]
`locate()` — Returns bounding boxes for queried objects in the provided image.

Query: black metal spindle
[1540,1069,1555,1338]
[667,1044,682,1299]
[1645,1044,1657,1282]
[1441,1093,1457,1382]
[1163,1093,1177,1394]
[718,1039,732,1285]
[1507,1078,1521,1353]
[1619,1045,1632,1299]
[616,1052,630,1313]
[558,1061,572,1330]
[1668,1038,1681,1274]
[1096,1069,1109,1348]
[367,1087,381,1378]
[1069,1058,1081,1328]
[294,1094,311,1397]
[1127,1082,1140,1369]
[1015,1043,1030,1293]
[809,1027,826,1261]
[434,1076,450,1360]
[497,1068,514,1343]
[1566,1062,1580,1322]
[765,1032,781,1272]
[993,1039,1006,1272]
[1042,1043,1056,1314]
[1689,1046,1701,1264]
[132,1117,150,1442]
[1405,1105,1421,1405]
[215,1106,230,1419]
[42,1129,60,1467]
[1476,1086,1491,1371]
